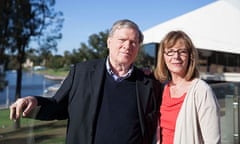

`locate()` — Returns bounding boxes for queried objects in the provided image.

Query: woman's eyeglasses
[164,49,188,56]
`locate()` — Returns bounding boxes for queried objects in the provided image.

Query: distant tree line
[3,29,154,72]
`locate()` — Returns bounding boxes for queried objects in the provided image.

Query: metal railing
[211,82,240,144]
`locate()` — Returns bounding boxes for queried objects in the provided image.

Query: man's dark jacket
[35,58,161,144]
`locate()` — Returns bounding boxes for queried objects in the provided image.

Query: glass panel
[0,54,239,143]
[211,82,240,144]
[137,43,158,70]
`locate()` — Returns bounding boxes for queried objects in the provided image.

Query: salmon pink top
[159,83,186,144]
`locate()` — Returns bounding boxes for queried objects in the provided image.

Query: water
[0,70,61,105]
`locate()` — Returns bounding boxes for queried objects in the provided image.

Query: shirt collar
[106,57,134,82]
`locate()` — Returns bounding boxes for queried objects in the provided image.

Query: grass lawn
[0,109,67,144]
[36,68,69,78]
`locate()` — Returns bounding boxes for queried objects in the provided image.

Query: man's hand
[9,96,38,120]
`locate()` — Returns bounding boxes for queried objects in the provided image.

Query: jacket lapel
[90,59,106,101]
[89,59,106,133]
[136,78,151,113]
[136,70,151,136]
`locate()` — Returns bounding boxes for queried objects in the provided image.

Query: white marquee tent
[143,0,240,54]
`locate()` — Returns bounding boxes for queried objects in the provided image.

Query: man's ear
[107,38,111,49]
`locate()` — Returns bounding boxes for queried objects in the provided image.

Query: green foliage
[88,30,109,58]
[44,69,69,77]
[0,64,7,91]
[46,55,64,69]
[0,74,8,91]
[135,45,156,70]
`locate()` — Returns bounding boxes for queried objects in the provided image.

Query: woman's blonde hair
[154,30,199,82]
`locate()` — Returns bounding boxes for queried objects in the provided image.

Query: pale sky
[54,0,215,55]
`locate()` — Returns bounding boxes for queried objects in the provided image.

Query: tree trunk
[13,46,24,129]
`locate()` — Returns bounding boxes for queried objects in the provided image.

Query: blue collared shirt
[106,58,134,82]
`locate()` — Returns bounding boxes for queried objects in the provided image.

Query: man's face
[107,27,140,67]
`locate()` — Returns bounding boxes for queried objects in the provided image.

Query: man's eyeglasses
[164,49,188,56]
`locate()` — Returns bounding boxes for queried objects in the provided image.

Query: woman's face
[163,39,189,77]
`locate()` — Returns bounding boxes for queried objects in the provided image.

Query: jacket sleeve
[197,82,221,144]
[35,65,76,120]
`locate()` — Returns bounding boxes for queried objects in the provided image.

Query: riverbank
[33,68,68,81]
[44,74,65,81]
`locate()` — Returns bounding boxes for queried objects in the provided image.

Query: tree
[0,64,7,91]
[47,55,64,69]
[0,0,63,129]
[68,30,109,65]
[87,30,109,59]
[0,0,11,90]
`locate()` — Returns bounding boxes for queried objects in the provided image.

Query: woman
[154,30,221,144]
